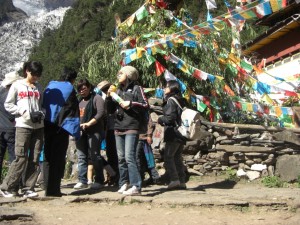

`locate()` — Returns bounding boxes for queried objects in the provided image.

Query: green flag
[136,6,148,21]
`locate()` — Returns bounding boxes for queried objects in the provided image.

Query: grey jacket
[4,79,44,129]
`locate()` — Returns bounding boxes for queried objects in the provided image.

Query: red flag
[129,38,136,47]
[155,60,165,76]
[193,69,202,81]
[156,0,167,9]
[285,90,298,97]
[263,106,270,114]
[119,59,125,66]
[235,102,242,110]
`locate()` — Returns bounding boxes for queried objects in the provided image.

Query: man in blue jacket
[42,67,80,197]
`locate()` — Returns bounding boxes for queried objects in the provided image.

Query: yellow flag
[136,47,145,59]
[247,103,253,112]
[261,93,274,105]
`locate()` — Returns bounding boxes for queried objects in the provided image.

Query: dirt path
[2,198,299,225]
[1,176,300,225]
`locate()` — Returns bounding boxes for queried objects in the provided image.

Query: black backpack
[133,85,149,134]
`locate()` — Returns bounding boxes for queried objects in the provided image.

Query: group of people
[0,60,188,198]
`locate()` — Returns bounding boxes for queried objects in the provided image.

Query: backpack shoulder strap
[168,97,183,110]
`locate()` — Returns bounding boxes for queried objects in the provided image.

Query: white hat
[97,80,111,91]
[119,66,139,81]
[1,71,23,87]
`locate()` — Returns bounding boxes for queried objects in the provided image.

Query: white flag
[164,70,177,81]
[205,0,217,10]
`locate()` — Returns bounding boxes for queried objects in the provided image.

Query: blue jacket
[43,81,80,139]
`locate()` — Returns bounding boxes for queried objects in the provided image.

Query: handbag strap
[168,97,183,127]
[168,97,182,110]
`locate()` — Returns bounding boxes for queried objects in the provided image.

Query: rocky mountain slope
[0,0,27,25]
[0,0,76,79]
[0,7,69,78]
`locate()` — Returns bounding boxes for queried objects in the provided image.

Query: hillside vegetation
[27,0,264,88]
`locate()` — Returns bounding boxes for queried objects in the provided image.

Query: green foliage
[225,167,238,181]
[261,176,283,188]
[1,164,8,183]
[297,175,300,188]
[79,41,121,84]
[26,0,268,123]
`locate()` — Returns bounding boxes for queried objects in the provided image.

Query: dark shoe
[45,192,66,197]
[107,175,118,186]
[167,180,180,189]
[142,178,154,186]
[178,183,187,190]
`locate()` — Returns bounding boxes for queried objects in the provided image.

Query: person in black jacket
[106,66,149,195]
[74,78,105,190]
[158,80,187,190]
[42,67,80,197]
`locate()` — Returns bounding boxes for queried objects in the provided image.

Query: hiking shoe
[117,183,128,194]
[90,182,103,190]
[122,186,141,196]
[23,190,38,198]
[179,183,187,189]
[167,180,180,189]
[73,182,88,189]
[0,189,14,198]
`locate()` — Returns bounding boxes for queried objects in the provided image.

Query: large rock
[273,130,300,146]
[275,155,300,182]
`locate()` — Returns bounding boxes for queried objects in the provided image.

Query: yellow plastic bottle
[110,85,123,103]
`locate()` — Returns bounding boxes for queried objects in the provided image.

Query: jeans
[1,127,43,192]
[76,131,104,184]
[164,141,185,183]
[115,133,141,189]
[0,130,16,181]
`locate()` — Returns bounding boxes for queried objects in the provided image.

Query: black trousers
[0,130,16,181]
[105,129,119,175]
[43,123,69,196]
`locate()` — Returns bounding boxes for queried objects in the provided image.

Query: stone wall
[149,99,300,182]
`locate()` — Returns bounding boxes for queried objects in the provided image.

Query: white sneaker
[90,182,103,190]
[73,182,88,189]
[23,190,38,198]
[122,186,141,196]
[117,183,128,194]
[0,189,14,198]
[167,180,180,189]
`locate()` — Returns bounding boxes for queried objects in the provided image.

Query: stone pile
[149,98,300,182]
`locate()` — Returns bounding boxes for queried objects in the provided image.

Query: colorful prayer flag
[155,60,165,76]
[205,0,217,9]
[164,70,176,81]
[136,6,149,21]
